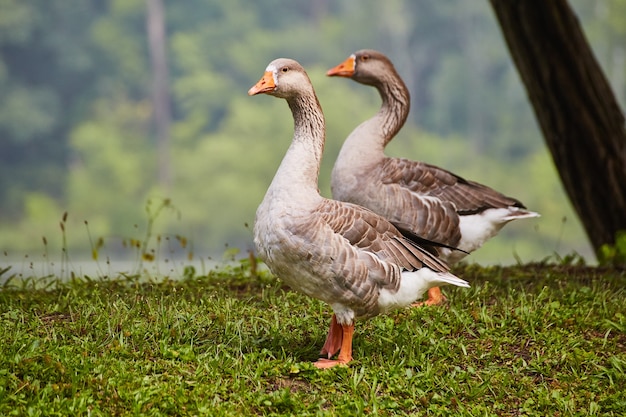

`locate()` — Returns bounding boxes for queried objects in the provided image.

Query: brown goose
[248,58,469,368]
[327,50,539,306]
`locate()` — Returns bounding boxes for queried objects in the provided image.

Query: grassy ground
[0,259,624,416]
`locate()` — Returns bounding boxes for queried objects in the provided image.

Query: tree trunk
[489,0,626,251]
[146,0,172,190]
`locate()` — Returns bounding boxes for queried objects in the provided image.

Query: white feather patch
[377,269,469,313]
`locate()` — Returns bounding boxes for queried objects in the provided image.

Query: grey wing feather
[316,199,450,274]
[379,157,527,213]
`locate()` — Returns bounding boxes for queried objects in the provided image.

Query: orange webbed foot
[412,286,446,307]
[313,358,350,369]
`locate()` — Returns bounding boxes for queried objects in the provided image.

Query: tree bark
[146,0,172,190]
[489,0,626,251]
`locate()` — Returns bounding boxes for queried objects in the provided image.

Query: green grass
[0,260,625,416]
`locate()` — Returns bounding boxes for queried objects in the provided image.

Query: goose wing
[379,157,526,214]
[314,199,449,274]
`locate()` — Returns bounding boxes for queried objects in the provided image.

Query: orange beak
[248,71,275,95]
[326,56,356,77]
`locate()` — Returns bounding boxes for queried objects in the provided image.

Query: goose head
[326,49,396,87]
[248,58,313,99]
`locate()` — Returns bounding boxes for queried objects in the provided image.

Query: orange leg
[314,316,354,369]
[412,286,446,307]
[319,314,343,359]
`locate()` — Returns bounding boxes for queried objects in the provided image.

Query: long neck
[374,69,410,147]
[334,70,410,171]
[270,92,326,199]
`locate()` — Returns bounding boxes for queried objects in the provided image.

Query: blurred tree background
[1,0,622,265]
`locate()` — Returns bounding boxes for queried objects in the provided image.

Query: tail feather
[502,208,540,222]
[434,272,470,288]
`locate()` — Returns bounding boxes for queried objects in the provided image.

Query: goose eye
[361,55,370,62]
[281,67,289,73]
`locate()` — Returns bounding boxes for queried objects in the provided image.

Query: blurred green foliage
[598,231,626,267]
[1,0,623,264]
